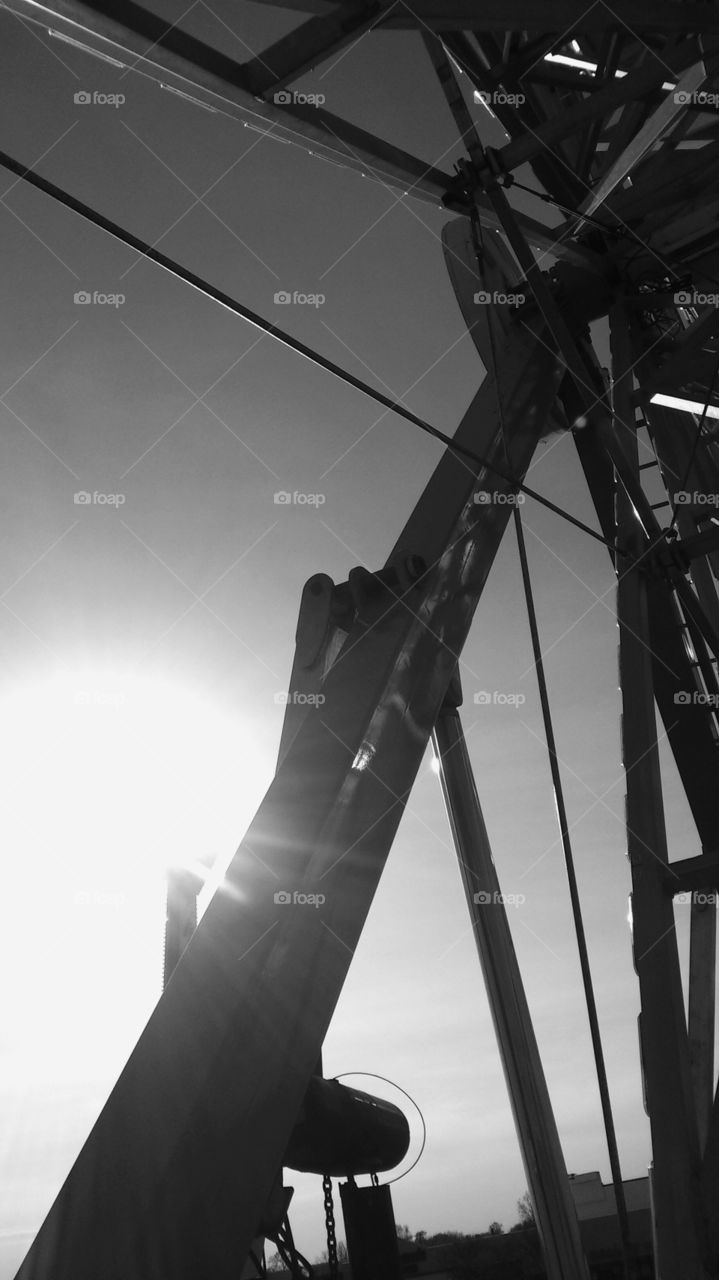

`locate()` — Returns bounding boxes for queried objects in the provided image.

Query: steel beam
[241,2,385,95]
[688,892,717,1153]
[3,0,605,258]
[432,705,589,1280]
[254,0,719,27]
[637,306,719,402]
[612,303,709,1280]
[471,178,666,547]
[555,318,719,861]
[0,0,450,205]
[576,29,623,184]
[669,855,719,892]
[576,58,708,227]
[368,2,719,31]
[492,39,706,177]
[451,31,586,210]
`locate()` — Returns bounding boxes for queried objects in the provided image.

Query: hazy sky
[0,3,706,1273]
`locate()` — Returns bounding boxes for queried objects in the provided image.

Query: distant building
[569,1171,654,1279]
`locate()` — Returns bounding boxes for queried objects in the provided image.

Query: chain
[322,1175,339,1279]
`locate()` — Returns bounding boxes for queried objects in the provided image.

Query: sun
[0,666,272,1084]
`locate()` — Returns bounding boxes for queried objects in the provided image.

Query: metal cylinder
[284,1077,410,1176]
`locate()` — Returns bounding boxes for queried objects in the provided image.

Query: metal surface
[339,1181,402,1280]
[285,1078,410,1176]
[612,305,708,1279]
[432,705,589,1280]
[688,893,717,1154]
[576,58,708,226]
[0,0,450,204]
[9,6,719,1277]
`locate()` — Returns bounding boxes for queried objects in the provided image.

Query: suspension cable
[0,148,614,551]
[513,505,633,1280]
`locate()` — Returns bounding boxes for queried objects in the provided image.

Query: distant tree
[266,1251,285,1272]
[448,1227,542,1280]
[396,1224,413,1240]
[516,1191,535,1226]
[414,1230,427,1245]
[488,1221,504,1235]
[314,1242,348,1265]
[447,1236,487,1279]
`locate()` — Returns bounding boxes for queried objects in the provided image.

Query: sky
[0,2,710,1274]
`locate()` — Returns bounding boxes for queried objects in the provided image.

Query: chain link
[322,1175,339,1279]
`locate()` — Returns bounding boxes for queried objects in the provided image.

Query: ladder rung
[651,500,671,509]
[640,460,659,470]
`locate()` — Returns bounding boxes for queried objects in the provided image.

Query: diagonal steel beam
[492,38,705,176]
[372,2,719,32]
[1,0,451,204]
[575,58,709,228]
[433,706,589,1280]
[241,1,384,94]
[611,303,707,1280]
